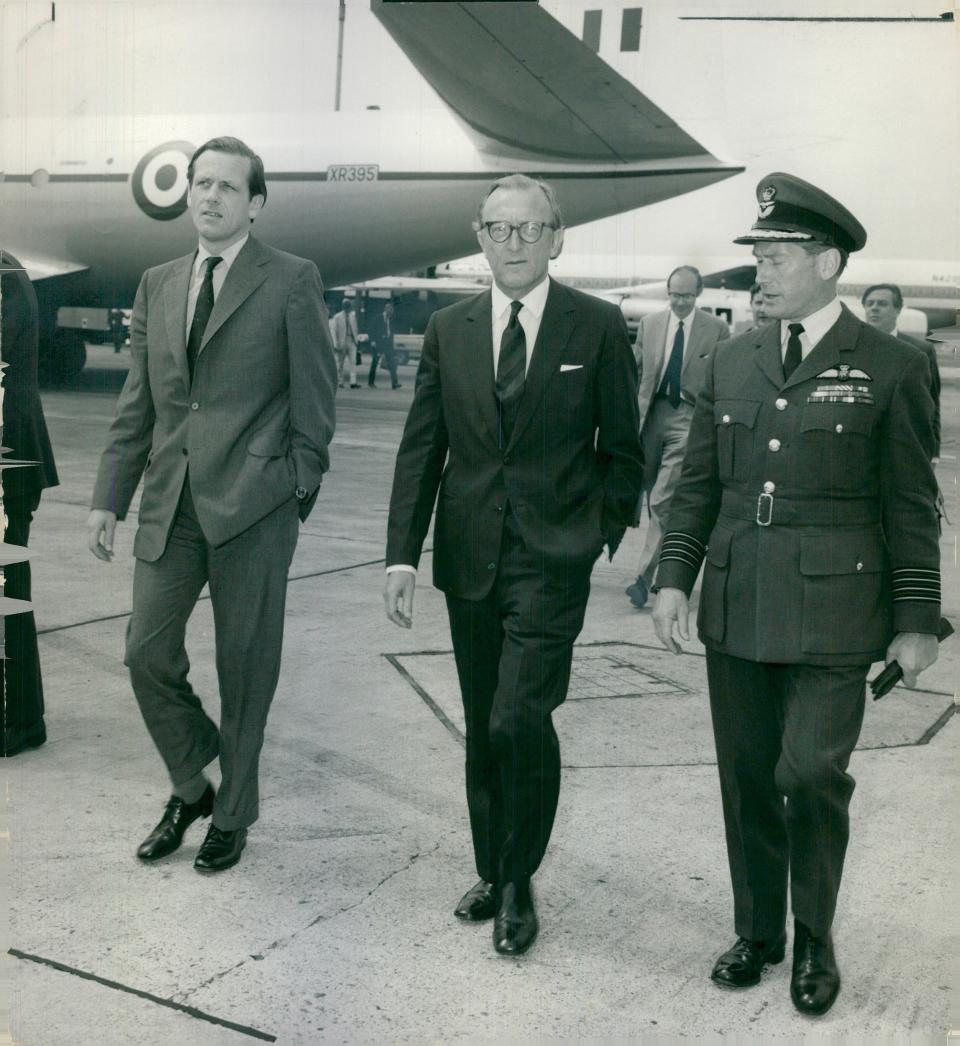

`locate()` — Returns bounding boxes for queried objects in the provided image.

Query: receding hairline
[473,173,563,229]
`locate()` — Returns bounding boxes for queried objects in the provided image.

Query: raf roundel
[131,141,195,221]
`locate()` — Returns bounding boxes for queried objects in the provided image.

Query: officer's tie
[186,255,222,384]
[658,319,684,408]
[496,300,526,447]
[783,322,804,380]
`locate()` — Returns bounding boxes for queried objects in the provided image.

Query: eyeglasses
[668,292,697,301]
[481,220,556,244]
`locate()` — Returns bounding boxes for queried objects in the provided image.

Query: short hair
[187,136,268,204]
[798,240,848,276]
[472,173,563,230]
[750,282,762,298]
[861,283,903,309]
[667,265,704,294]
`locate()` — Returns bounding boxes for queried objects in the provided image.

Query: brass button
[768,438,781,452]
[722,414,731,424]
[835,423,843,433]
[856,561,864,572]
[763,481,776,494]
[775,398,788,411]
[191,402,199,411]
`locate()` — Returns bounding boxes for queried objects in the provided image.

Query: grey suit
[92,236,337,828]
[634,307,729,588]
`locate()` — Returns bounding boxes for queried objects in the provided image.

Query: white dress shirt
[656,307,698,388]
[778,297,842,362]
[185,234,249,337]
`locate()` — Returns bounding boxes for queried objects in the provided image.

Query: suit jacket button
[182,448,188,456]
[768,438,781,452]
[856,561,864,571]
[496,504,503,512]
[191,402,200,410]
[775,398,788,411]
[487,562,496,571]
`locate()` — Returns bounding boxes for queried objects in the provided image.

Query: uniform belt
[720,490,881,527]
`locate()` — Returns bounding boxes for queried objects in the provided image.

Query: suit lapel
[679,309,701,382]
[646,311,669,387]
[508,280,575,448]
[462,291,499,445]
[162,253,195,390]
[199,236,270,353]
[782,304,859,391]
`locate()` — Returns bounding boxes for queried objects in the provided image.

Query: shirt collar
[491,275,550,322]
[195,233,249,277]
[780,297,841,347]
[668,307,695,333]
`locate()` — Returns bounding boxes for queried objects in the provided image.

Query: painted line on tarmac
[8,949,276,1041]
[383,652,465,748]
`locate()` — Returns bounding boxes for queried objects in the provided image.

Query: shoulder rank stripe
[660,532,706,570]
[891,568,940,603]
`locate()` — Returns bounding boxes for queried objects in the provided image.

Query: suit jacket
[371,313,395,353]
[91,236,337,561]
[331,309,358,350]
[898,331,940,457]
[0,252,59,500]
[635,307,730,426]
[386,279,643,599]
[657,305,940,666]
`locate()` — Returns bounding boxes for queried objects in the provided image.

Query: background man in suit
[368,301,401,389]
[331,298,360,389]
[383,174,642,957]
[653,174,940,1016]
[749,282,770,330]
[86,137,337,873]
[625,266,729,609]
[0,251,59,756]
[861,283,940,460]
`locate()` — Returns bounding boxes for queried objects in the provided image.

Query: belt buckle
[756,492,773,526]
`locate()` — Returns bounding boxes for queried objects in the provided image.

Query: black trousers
[125,479,299,830]
[445,512,592,884]
[705,649,868,938]
[1,490,46,755]
[368,347,398,387]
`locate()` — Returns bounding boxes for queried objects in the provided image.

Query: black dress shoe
[136,784,215,861]
[791,922,840,1015]
[454,880,500,921]
[711,932,787,988]
[194,825,247,873]
[493,880,538,956]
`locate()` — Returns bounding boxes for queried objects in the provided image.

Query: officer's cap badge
[758,185,776,218]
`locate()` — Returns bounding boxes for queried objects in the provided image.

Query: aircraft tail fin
[372,0,714,164]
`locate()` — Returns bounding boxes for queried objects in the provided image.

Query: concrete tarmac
[2,344,957,1044]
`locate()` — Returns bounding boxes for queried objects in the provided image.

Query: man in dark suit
[861,283,940,459]
[368,301,401,389]
[625,267,729,609]
[86,137,337,872]
[653,174,940,1015]
[384,174,642,956]
[0,251,60,756]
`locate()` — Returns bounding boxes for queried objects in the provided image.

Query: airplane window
[582,10,601,53]
[621,8,642,52]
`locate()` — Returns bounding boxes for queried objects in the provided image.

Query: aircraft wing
[372,0,714,164]
[0,251,90,283]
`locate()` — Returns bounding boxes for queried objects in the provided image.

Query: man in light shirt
[86,137,336,874]
[383,174,642,957]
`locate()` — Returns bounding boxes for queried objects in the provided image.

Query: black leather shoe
[454,880,500,921]
[194,825,247,873]
[791,922,840,1015]
[493,880,538,956]
[136,784,214,861]
[711,932,787,988]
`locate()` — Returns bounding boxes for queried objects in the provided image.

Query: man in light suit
[861,283,940,460]
[86,137,336,873]
[384,174,642,956]
[625,267,729,608]
[331,298,360,389]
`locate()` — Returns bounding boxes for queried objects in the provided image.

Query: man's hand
[884,631,938,688]
[86,510,117,562]
[384,571,415,628]
[652,587,690,654]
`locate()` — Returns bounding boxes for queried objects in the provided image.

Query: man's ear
[550,227,565,261]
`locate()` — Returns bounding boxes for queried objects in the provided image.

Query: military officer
[652,173,940,1016]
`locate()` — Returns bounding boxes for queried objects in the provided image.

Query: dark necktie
[495,300,526,447]
[783,322,804,380]
[658,319,684,408]
[186,255,222,383]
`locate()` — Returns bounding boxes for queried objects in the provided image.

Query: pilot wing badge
[814,365,873,381]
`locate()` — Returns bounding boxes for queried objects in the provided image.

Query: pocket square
[560,364,583,372]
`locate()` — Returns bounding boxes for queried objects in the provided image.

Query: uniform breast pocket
[714,400,761,483]
[798,404,877,492]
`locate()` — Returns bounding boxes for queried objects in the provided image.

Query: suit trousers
[445,510,592,884]
[1,490,46,755]
[705,649,868,938]
[636,398,693,587]
[125,478,299,830]
[368,348,398,388]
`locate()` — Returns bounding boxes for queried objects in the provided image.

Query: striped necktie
[495,300,525,446]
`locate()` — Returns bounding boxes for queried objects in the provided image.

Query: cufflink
[295,486,308,501]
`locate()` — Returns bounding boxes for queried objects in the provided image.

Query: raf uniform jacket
[91,236,337,561]
[657,305,940,667]
[635,307,730,425]
[0,252,59,500]
[386,280,643,599]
